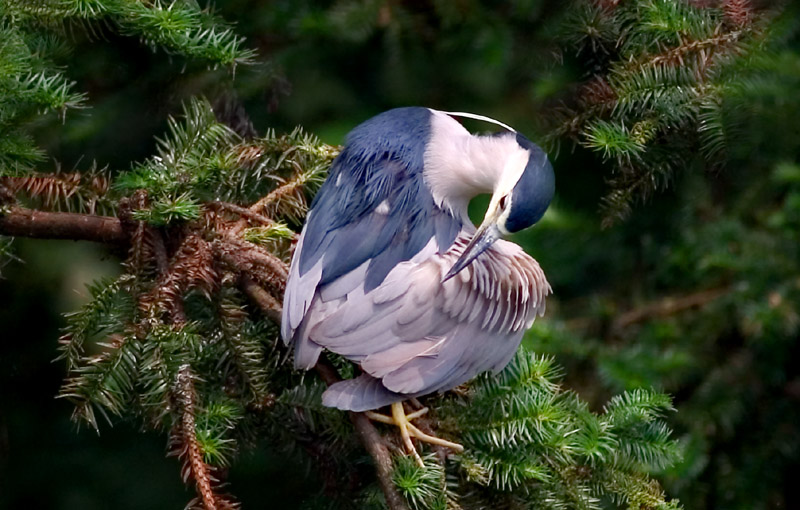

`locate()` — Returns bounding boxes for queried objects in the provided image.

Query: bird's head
[442,131,555,282]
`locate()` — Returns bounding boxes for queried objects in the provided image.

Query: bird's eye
[498,195,509,210]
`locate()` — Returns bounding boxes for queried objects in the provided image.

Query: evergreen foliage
[28,96,363,508]
[0,0,252,179]
[432,351,680,509]
[550,0,778,225]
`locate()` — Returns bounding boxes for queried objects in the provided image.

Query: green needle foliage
[47,99,341,507]
[428,351,681,510]
[393,454,449,510]
[0,0,252,178]
[551,0,779,225]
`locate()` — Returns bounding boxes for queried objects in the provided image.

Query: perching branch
[0,201,407,509]
[0,206,126,244]
[238,274,282,324]
[238,278,409,510]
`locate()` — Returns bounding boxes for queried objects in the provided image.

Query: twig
[611,286,730,333]
[213,235,288,292]
[0,206,126,244]
[209,201,274,227]
[176,365,221,510]
[248,180,299,216]
[150,227,169,276]
[238,274,282,324]
[231,180,302,234]
[238,281,409,510]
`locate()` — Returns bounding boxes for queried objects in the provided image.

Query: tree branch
[0,202,407,509]
[611,286,730,334]
[209,201,274,227]
[316,368,409,510]
[238,274,282,324]
[238,279,408,510]
[0,206,126,244]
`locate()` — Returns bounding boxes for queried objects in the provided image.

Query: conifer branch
[316,362,410,510]
[246,179,303,218]
[0,206,126,244]
[239,282,409,510]
[611,286,730,333]
[173,365,239,510]
[209,201,274,227]
[213,235,288,293]
[238,274,282,325]
[1,170,111,214]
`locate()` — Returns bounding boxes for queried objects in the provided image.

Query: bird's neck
[423,110,526,222]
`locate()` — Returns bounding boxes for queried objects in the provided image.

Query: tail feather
[322,374,404,412]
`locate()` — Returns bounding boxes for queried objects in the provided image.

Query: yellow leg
[364,402,464,467]
[365,406,429,424]
[392,402,424,467]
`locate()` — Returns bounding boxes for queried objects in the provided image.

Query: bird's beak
[442,207,502,282]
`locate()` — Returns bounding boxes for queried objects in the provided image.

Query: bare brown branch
[612,286,730,333]
[314,359,409,510]
[239,274,282,324]
[0,206,126,244]
[231,178,307,234]
[209,201,274,227]
[213,235,288,292]
[238,280,409,510]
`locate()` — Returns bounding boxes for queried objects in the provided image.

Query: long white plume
[442,111,516,133]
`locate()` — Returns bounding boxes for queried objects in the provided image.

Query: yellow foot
[365,402,464,467]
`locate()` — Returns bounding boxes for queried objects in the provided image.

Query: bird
[281,107,554,462]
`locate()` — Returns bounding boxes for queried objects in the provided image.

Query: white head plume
[441,111,517,133]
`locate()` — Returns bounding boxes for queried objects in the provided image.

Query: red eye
[499,195,508,209]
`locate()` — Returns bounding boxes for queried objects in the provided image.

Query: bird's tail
[322,374,404,412]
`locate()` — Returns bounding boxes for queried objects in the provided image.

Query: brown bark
[0,207,126,244]
[240,284,409,510]
[611,286,730,333]
[1,204,408,510]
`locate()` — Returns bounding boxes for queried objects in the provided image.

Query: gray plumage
[282,107,554,412]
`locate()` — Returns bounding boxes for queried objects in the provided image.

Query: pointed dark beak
[442,221,502,282]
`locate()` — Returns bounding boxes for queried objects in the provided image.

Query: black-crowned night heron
[282,107,554,463]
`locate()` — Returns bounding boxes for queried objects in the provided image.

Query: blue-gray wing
[282,107,462,352]
[310,234,551,412]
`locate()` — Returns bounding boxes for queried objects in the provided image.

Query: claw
[365,402,463,467]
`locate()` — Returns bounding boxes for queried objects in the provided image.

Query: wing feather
[303,233,550,410]
[282,108,462,362]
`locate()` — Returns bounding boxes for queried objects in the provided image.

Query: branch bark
[209,201,274,227]
[0,206,126,244]
[1,203,407,509]
[238,274,282,324]
[611,286,730,334]
[238,280,408,510]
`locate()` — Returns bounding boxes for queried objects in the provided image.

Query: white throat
[423,109,529,222]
